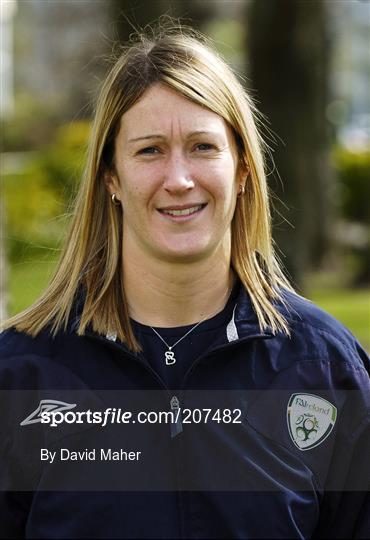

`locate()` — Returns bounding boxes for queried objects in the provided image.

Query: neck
[123,244,234,328]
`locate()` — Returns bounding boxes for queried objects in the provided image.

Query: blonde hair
[4,22,292,351]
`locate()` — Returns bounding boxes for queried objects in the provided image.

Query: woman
[1,24,369,539]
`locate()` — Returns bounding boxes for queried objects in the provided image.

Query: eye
[194,143,216,152]
[137,146,160,155]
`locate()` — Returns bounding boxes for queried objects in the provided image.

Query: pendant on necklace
[165,349,176,365]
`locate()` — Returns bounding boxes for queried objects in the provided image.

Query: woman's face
[107,82,244,264]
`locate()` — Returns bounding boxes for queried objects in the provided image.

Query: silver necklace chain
[150,316,207,351]
[150,286,233,366]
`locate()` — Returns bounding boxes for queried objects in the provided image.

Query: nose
[162,154,195,194]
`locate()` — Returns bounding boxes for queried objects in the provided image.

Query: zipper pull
[170,395,183,438]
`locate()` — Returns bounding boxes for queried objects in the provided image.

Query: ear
[104,170,121,197]
[236,157,250,191]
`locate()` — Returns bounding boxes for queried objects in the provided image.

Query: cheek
[209,164,238,200]
[208,153,237,177]
[118,169,152,207]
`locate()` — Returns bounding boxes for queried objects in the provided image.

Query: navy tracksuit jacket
[0,287,369,539]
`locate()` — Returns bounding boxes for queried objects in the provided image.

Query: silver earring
[111,193,121,206]
[237,184,245,197]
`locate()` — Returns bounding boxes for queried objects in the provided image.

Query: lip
[156,203,207,221]
[157,203,207,211]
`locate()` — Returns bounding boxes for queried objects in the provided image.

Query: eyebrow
[127,130,221,143]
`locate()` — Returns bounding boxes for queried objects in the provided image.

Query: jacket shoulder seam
[285,316,359,358]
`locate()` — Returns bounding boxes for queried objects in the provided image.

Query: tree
[247,0,332,287]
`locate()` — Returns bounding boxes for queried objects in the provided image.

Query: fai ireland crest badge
[287,393,337,450]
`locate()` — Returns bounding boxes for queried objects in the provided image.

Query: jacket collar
[225,284,274,343]
[72,282,273,345]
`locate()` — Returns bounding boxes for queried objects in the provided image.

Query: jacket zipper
[86,333,183,437]
[170,395,183,438]
[86,330,272,540]
[86,331,272,436]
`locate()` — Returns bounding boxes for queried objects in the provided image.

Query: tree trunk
[247,0,332,287]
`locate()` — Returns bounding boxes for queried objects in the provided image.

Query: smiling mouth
[157,204,207,217]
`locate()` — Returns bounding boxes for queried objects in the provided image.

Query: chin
[156,243,214,264]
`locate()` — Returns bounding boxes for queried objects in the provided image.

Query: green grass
[8,257,57,316]
[6,259,370,352]
[307,288,370,352]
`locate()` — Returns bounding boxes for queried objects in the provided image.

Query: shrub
[4,121,90,262]
[333,147,370,285]
[334,148,370,224]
